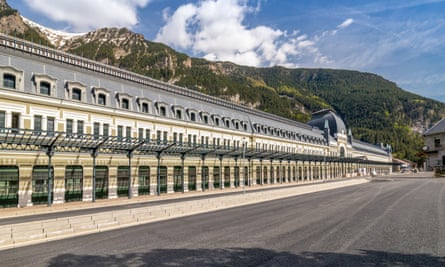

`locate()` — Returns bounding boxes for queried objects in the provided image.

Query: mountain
[0,0,444,164]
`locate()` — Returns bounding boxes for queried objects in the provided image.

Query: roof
[424,117,445,136]
[307,109,347,137]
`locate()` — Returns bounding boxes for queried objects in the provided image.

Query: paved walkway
[0,173,434,251]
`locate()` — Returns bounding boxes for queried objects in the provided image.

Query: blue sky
[9,0,445,102]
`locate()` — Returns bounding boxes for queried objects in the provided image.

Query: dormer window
[136,97,152,114]
[122,98,129,109]
[66,81,86,102]
[190,112,196,121]
[142,102,149,113]
[40,81,50,95]
[93,87,110,106]
[176,109,182,119]
[116,92,133,110]
[72,88,82,101]
[98,93,106,105]
[172,105,184,120]
[160,106,166,116]
[200,112,210,124]
[225,119,230,128]
[0,66,23,91]
[34,74,57,96]
[215,118,220,126]
[3,74,16,89]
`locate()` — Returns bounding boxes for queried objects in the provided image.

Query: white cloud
[24,0,151,32]
[338,18,354,29]
[155,0,328,68]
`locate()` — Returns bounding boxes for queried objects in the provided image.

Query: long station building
[0,33,393,208]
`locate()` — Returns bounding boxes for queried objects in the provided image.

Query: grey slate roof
[424,117,445,136]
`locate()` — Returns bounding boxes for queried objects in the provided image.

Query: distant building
[423,118,445,170]
[0,33,393,208]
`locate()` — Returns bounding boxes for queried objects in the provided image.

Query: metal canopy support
[126,140,146,199]
[219,154,223,189]
[44,134,60,207]
[259,158,263,185]
[90,137,108,202]
[180,153,185,193]
[201,154,206,192]
[155,142,176,196]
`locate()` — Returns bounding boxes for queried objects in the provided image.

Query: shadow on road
[47,248,445,266]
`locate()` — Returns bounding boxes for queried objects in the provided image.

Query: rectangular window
[188,134,192,146]
[142,103,149,113]
[193,135,197,146]
[66,119,73,136]
[0,111,5,129]
[138,128,144,141]
[94,122,100,139]
[12,112,19,130]
[47,117,55,136]
[126,126,132,140]
[173,132,178,144]
[40,81,50,96]
[179,133,183,145]
[103,123,109,137]
[77,120,84,136]
[3,74,16,89]
[98,94,106,105]
[117,125,123,140]
[34,115,42,132]
[163,131,168,144]
[72,88,82,101]
[145,129,151,142]
[157,130,161,144]
[435,138,441,148]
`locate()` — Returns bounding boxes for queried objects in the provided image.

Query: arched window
[340,146,345,158]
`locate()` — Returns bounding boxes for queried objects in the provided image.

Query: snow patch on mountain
[21,16,85,47]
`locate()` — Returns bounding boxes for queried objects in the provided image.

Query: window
[126,126,132,139]
[179,133,183,145]
[38,81,50,95]
[145,129,151,142]
[12,112,19,130]
[93,87,109,106]
[142,103,149,113]
[3,73,16,89]
[0,111,5,129]
[77,120,84,136]
[34,115,42,132]
[173,132,177,144]
[163,131,168,144]
[203,115,208,124]
[225,120,230,128]
[103,124,109,137]
[138,128,144,141]
[98,93,106,105]
[47,117,55,136]
[157,130,161,144]
[176,109,182,119]
[190,113,196,121]
[72,88,82,101]
[94,122,100,139]
[118,126,123,140]
[66,119,73,136]
[435,138,441,148]
[215,118,220,126]
[160,106,166,117]
[122,98,129,109]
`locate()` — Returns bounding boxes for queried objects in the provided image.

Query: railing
[0,33,311,129]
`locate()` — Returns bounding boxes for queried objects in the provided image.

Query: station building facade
[0,34,393,208]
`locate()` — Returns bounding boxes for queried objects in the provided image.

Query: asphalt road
[2,177,445,266]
